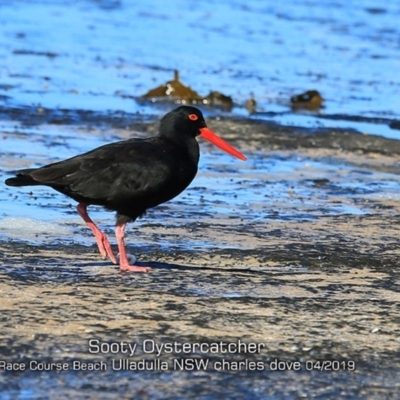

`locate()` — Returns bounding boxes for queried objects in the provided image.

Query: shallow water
[4,121,400,248]
[1,0,400,137]
[2,1,400,399]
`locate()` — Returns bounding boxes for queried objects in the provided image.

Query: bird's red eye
[188,114,198,121]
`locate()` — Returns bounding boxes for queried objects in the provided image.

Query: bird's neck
[161,134,200,164]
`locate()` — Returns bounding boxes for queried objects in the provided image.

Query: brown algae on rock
[290,90,324,111]
[142,70,203,102]
[142,70,233,109]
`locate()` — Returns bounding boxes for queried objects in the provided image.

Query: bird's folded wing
[30,140,176,201]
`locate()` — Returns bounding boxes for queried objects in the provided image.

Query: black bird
[5,106,246,272]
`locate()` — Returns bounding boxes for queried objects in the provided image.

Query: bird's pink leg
[116,223,151,272]
[77,203,117,264]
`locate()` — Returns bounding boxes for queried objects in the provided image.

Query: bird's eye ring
[188,114,198,121]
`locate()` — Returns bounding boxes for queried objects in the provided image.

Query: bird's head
[161,106,247,161]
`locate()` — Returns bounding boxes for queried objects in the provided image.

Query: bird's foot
[94,232,117,264]
[101,235,117,264]
[119,264,152,273]
[117,253,151,272]
[115,223,151,272]
[77,204,117,264]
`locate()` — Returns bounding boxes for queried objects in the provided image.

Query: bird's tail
[5,169,41,187]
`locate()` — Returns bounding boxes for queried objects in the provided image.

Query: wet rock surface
[1,113,400,399]
[2,0,400,398]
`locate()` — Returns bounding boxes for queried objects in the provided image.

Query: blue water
[0,0,400,137]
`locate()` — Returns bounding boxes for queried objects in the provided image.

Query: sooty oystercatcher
[5,106,246,272]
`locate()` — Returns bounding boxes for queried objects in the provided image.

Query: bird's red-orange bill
[199,127,247,161]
